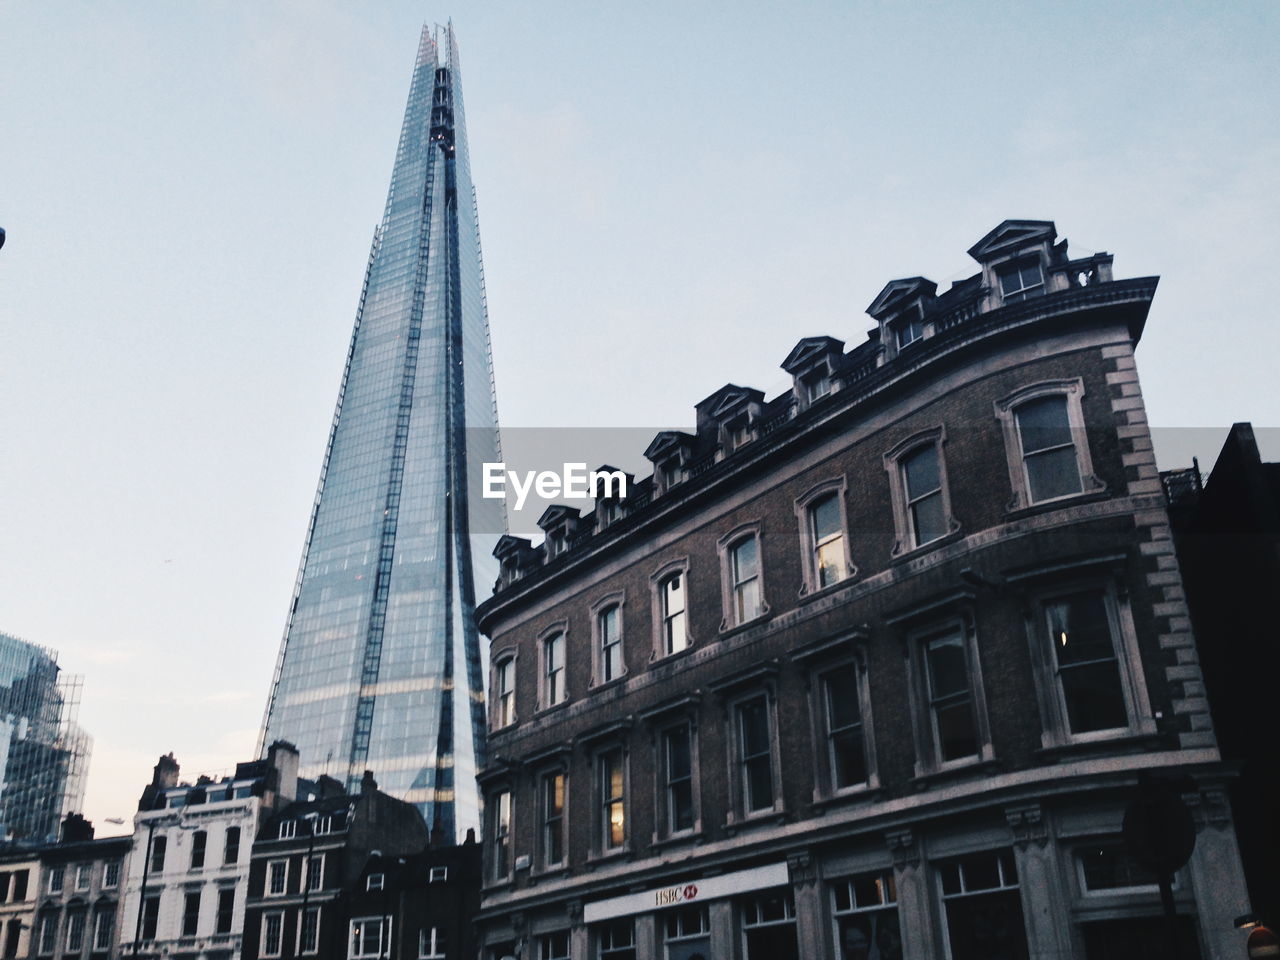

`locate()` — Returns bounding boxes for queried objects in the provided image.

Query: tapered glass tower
[261,24,504,840]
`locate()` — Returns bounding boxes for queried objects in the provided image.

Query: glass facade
[0,632,91,842]
[260,24,505,840]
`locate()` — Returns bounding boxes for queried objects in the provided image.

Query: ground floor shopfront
[477,783,1251,960]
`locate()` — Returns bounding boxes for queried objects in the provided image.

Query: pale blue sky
[1,1,1277,830]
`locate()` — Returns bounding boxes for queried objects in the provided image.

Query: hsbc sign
[584,862,788,924]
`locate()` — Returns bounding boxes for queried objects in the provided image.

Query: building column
[1185,788,1251,960]
[1006,804,1072,960]
[635,912,657,960]
[567,900,588,960]
[708,899,735,958]
[887,828,941,960]
[789,851,827,958]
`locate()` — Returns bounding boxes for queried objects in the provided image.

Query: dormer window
[998,259,1045,304]
[546,530,567,558]
[802,366,831,405]
[894,308,924,349]
[598,498,623,527]
[502,558,523,582]
[660,460,683,490]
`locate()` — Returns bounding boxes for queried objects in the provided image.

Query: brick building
[239,770,429,960]
[32,814,129,958]
[474,221,1251,960]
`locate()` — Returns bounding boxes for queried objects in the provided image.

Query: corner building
[474,221,1250,960]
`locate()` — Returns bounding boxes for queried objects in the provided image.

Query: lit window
[1015,395,1082,502]
[801,490,849,590]
[660,575,688,654]
[598,604,625,680]
[598,749,626,851]
[261,912,284,958]
[494,658,515,728]
[998,259,1044,303]
[730,537,762,623]
[349,918,391,959]
[543,632,566,708]
[735,696,776,815]
[490,790,511,880]
[541,772,565,868]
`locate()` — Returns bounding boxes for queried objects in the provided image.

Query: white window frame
[538,623,569,710]
[312,815,333,836]
[717,523,770,631]
[591,592,628,684]
[260,911,285,959]
[537,929,571,960]
[994,378,1105,511]
[349,916,392,960]
[103,859,121,889]
[296,905,321,956]
[884,427,959,557]
[37,913,57,955]
[648,561,692,660]
[1075,840,1166,896]
[305,852,325,892]
[428,866,449,883]
[809,654,878,799]
[420,925,447,959]
[278,819,297,841]
[366,872,384,892]
[538,769,567,870]
[489,788,513,883]
[657,720,700,839]
[74,862,91,891]
[794,478,856,596]
[93,908,115,951]
[47,865,64,894]
[829,870,899,960]
[266,858,289,897]
[492,653,517,729]
[1025,578,1156,748]
[996,256,1046,304]
[64,911,86,952]
[727,690,783,822]
[904,614,994,778]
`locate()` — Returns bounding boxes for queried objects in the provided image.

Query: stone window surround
[1019,572,1157,749]
[900,607,995,780]
[722,682,785,826]
[648,711,702,844]
[589,591,628,687]
[883,426,961,558]
[591,742,631,860]
[535,621,570,713]
[717,522,771,632]
[994,378,1106,513]
[491,649,518,731]
[794,477,858,597]
[534,765,569,874]
[806,647,880,801]
[648,559,694,661]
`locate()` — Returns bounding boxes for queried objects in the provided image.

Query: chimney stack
[266,741,299,807]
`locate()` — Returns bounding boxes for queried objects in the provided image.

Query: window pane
[1047,592,1127,733]
[735,578,761,622]
[811,494,842,540]
[935,700,978,761]
[903,445,940,500]
[1016,396,1072,453]
[944,891,1029,960]
[732,538,758,583]
[832,729,867,788]
[1026,447,1083,501]
[816,538,846,587]
[1060,662,1128,732]
[911,491,947,546]
[926,634,969,699]
[664,575,685,615]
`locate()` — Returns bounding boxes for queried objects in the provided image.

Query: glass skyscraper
[0,632,91,842]
[260,24,504,840]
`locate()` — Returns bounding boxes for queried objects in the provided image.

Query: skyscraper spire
[260,23,504,841]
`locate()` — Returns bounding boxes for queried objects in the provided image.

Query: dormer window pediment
[782,337,845,412]
[644,431,697,495]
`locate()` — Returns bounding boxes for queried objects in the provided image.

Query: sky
[1,0,1277,834]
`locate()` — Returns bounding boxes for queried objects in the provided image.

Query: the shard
[261,23,504,840]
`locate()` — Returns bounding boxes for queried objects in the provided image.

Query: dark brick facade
[474,221,1252,960]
